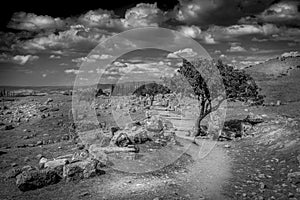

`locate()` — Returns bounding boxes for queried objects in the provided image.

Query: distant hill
[245,53,300,79]
[244,52,300,104]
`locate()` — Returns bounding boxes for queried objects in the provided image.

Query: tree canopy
[133,82,171,97]
[162,59,264,136]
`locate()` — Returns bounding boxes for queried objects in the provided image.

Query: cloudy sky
[0,0,299,86]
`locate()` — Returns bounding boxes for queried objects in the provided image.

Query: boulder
[39,157,48,168]
[241,122,253,135]
[110,132,131,147]
[44,159,69,168]
[145,116,163,132]
[244,114,264,125]
[110,128,150,147]
[16,168,61,191]
[3,167,22,179]
[4,125,14,130]
[129,128,149,144]
[71,150,89,163]
[44,98,53,105]
[88,144,109,167]
[44,159,69,176]
[62,158,100,182]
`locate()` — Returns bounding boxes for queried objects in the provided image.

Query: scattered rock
[50,107,59,112]
[4,167,22,179]
[11,163,18,167]
[276,100,281,106]
[4,125,14,130]
[39,157,48,169]
[24,157,30,162]
[44,159,69,169]
[71,150,89,163]
[287,171,300,185]
[62,158,100,182]
[297,155,300,166]
[44,98,53,105]
[88,145,109,167]
[145,116,163,132]
[36,154,43,160]
[16,168,61,191]
[259,182,266,189]
[77,144,85,150]
[78,191,91,197]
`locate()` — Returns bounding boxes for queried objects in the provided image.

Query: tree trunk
[150,95,154,106]
[193,114,206,137]
[193,97,210,137]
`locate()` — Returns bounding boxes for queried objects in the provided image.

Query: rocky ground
[0,92,299,200]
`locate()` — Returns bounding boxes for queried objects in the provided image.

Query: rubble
[44,159,69,169]
[16,167,61,192]
[145,116,164,132]
[62,158,100,182]
[287,172,300,185]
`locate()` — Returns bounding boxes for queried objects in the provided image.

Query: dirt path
[177,140,231,200]
[86,107,232,200]
[80,140,231,200]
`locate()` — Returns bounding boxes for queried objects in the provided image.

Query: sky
[0,0,299,86]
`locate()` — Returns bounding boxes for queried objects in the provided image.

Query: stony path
[150,106,232,200]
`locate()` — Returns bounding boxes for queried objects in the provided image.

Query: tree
[133,82,171,105]
[164,59,264,137]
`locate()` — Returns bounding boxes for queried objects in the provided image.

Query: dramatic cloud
[0,0,299,86]
[178,25,216,44]
[179,25,202,38]
[122,3,167,28]
[7,12,65,31]
[174,0,275,26]
[79,9,124,31]
[239,1,300,26]
[15,25,109,53]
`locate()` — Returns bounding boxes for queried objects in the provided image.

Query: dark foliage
[133,82,171,97]
[175,59,264,136]
[133,82,171,105]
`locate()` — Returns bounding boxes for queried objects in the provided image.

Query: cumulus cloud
[0,54,39,65]
[79,9,124,31]
[122,3,166,28]
[227,44,246,52]
[2,1,300,63]
[205,23,284,42]
[179,25,202,38]
[178,25,216,44]
[7,12,65,31]
[167,48,198,58]
[49,55,61,59]
[64,69,83,74]
[0,53,10,63]
[72,54,114,65]
[241,1,300,26]
[15,25,109,53]
[12,55,39,65]
[174,0,275,26]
